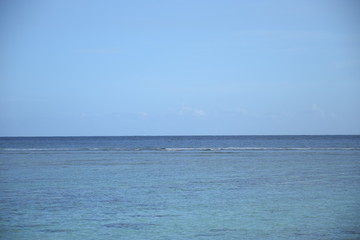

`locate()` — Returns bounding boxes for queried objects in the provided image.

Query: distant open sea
[1,135,360,240]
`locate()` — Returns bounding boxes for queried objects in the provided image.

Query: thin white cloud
[136,112,148,118]
[193,108,206,117]
[312,103,325,117]
[234,108,257,116]
[176,105,206,117]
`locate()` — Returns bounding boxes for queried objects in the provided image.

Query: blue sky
[1,0,359,136]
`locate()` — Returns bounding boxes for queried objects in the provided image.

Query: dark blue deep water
[1,136,360,239]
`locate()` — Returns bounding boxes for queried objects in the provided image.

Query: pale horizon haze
[1,0,360,136]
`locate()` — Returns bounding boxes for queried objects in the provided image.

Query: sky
[0,0,360,136]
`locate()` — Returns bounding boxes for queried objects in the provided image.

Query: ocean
[0,135,359,240]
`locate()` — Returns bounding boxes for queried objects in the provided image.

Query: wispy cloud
[233,108,258,117]
[175,105,206,117]
[311,103,326,118]
[136,112,149,118]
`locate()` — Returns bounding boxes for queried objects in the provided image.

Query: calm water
[0,136,360,240]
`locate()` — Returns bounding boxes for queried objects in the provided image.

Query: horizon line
[1,134,359,138]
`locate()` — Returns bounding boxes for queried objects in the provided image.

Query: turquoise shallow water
[0,136,360,239]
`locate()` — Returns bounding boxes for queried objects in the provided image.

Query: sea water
[0,136,359,240]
